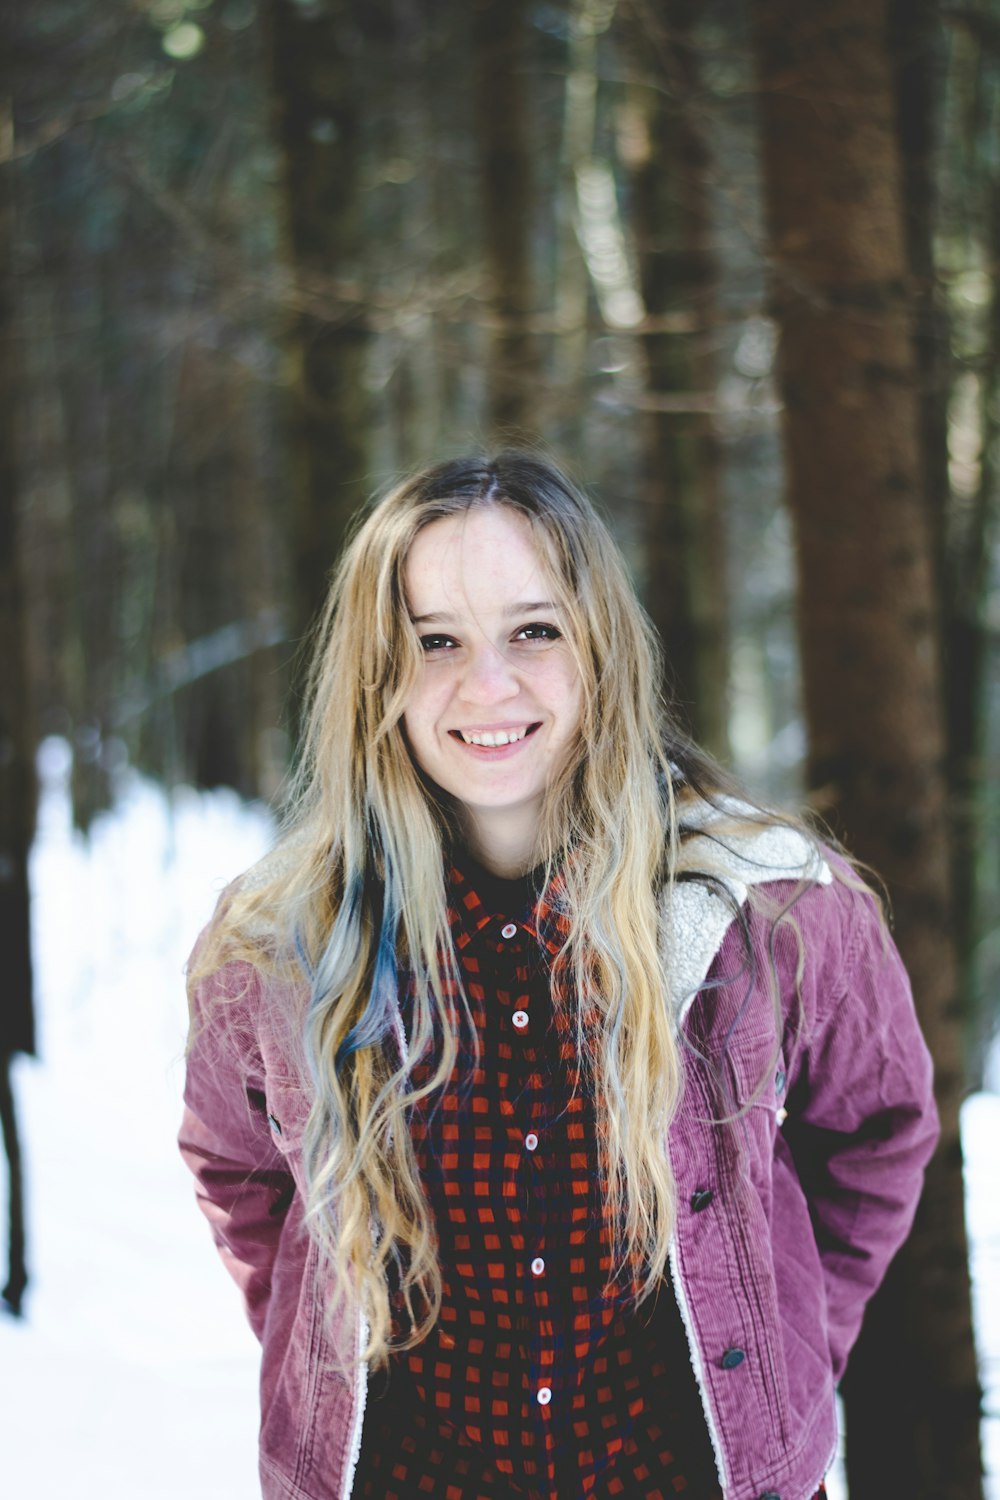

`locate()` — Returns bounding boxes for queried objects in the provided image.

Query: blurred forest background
[2,0,999,1496]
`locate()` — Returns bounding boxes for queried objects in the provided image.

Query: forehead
[404,506,552,613]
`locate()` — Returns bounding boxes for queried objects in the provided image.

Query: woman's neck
[461,808,539,878]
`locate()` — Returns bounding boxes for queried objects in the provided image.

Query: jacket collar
[663,798,831,1022]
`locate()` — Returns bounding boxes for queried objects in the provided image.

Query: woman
[180,452,939,1500]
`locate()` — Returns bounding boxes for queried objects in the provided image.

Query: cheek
[556,665,584,737]
[401,709,436,783]
[402,679,441,742]
[401,705,426,749]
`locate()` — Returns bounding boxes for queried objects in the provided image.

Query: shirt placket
[490,915,562,1497]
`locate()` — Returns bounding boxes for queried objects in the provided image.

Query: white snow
[0,739,996,1498]
[0,742,268,1499]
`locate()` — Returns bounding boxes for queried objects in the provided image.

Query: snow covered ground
[1,740,997,1498]
[1,743,267,1499]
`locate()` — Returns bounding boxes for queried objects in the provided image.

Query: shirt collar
[446,856,569,959]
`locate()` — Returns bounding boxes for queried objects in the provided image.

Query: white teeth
[460,726,529,747]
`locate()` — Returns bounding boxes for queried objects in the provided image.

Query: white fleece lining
[663,821,831,1024]
[341,1310,370,1500]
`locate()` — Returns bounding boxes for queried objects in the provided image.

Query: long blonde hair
[192,451,767,1367]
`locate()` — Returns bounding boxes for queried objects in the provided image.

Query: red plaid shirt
[355,858,826,1500]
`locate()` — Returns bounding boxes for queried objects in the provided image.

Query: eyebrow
[409,600,560,625]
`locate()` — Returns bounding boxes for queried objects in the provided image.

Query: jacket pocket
[711,1015,784,1118]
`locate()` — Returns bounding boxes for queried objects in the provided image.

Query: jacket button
[775,1070,786,1093]
[267,1113,282,1136]
[721,1347,745,1369]
[690,1188,714,1212]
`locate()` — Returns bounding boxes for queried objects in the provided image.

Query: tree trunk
[472,0,540,437]
[552,0,602,435]
[956,156,1000,1078]
[889,0,987,1075]
[890,0,950,567]
[936,4,999,1083]
[0,40,37,1315]
[624,0,729,757]
[750,2,983,1495]
[266,0,382,652]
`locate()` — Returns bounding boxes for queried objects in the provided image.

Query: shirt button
[721,1347,746,1369]
[775,1069,786,1094]
[537,1385,552,1405]
[530,1256,545,1276]
[501,922,518,939]
[758,1492,781,1500]
[690,1188,713,1212]
[524,1132,539,1151]
[512,1010,529,1030]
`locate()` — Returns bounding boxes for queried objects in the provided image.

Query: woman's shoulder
[667,789,888,1013]
[191,830,315,960]
[673,790,832,900]
[185,844,313,1077]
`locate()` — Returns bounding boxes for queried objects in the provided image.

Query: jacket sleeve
[781,880,941,1381]
[179,954,296,1343]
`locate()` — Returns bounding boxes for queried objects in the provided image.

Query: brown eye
[514,623,561,642]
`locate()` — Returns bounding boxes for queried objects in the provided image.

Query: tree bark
[890,0,950,568]
[472,0,540,437]
[624,0,729,757]
[266,0,382,653]
[889,0,987,1073]
[936,4,999,1083]
[552,0,601,434]
[0,28,37,1315]
[0,37,36,1065]
[956,156,1000,1077]
[750,2,983,1495]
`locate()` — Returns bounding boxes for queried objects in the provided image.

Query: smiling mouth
[450,723,541,748]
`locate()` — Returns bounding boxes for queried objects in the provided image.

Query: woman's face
[401,505,584,874]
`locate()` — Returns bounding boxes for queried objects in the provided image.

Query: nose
[459,642,520,705]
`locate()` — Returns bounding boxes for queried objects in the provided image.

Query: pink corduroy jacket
[179,822,939,1500]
